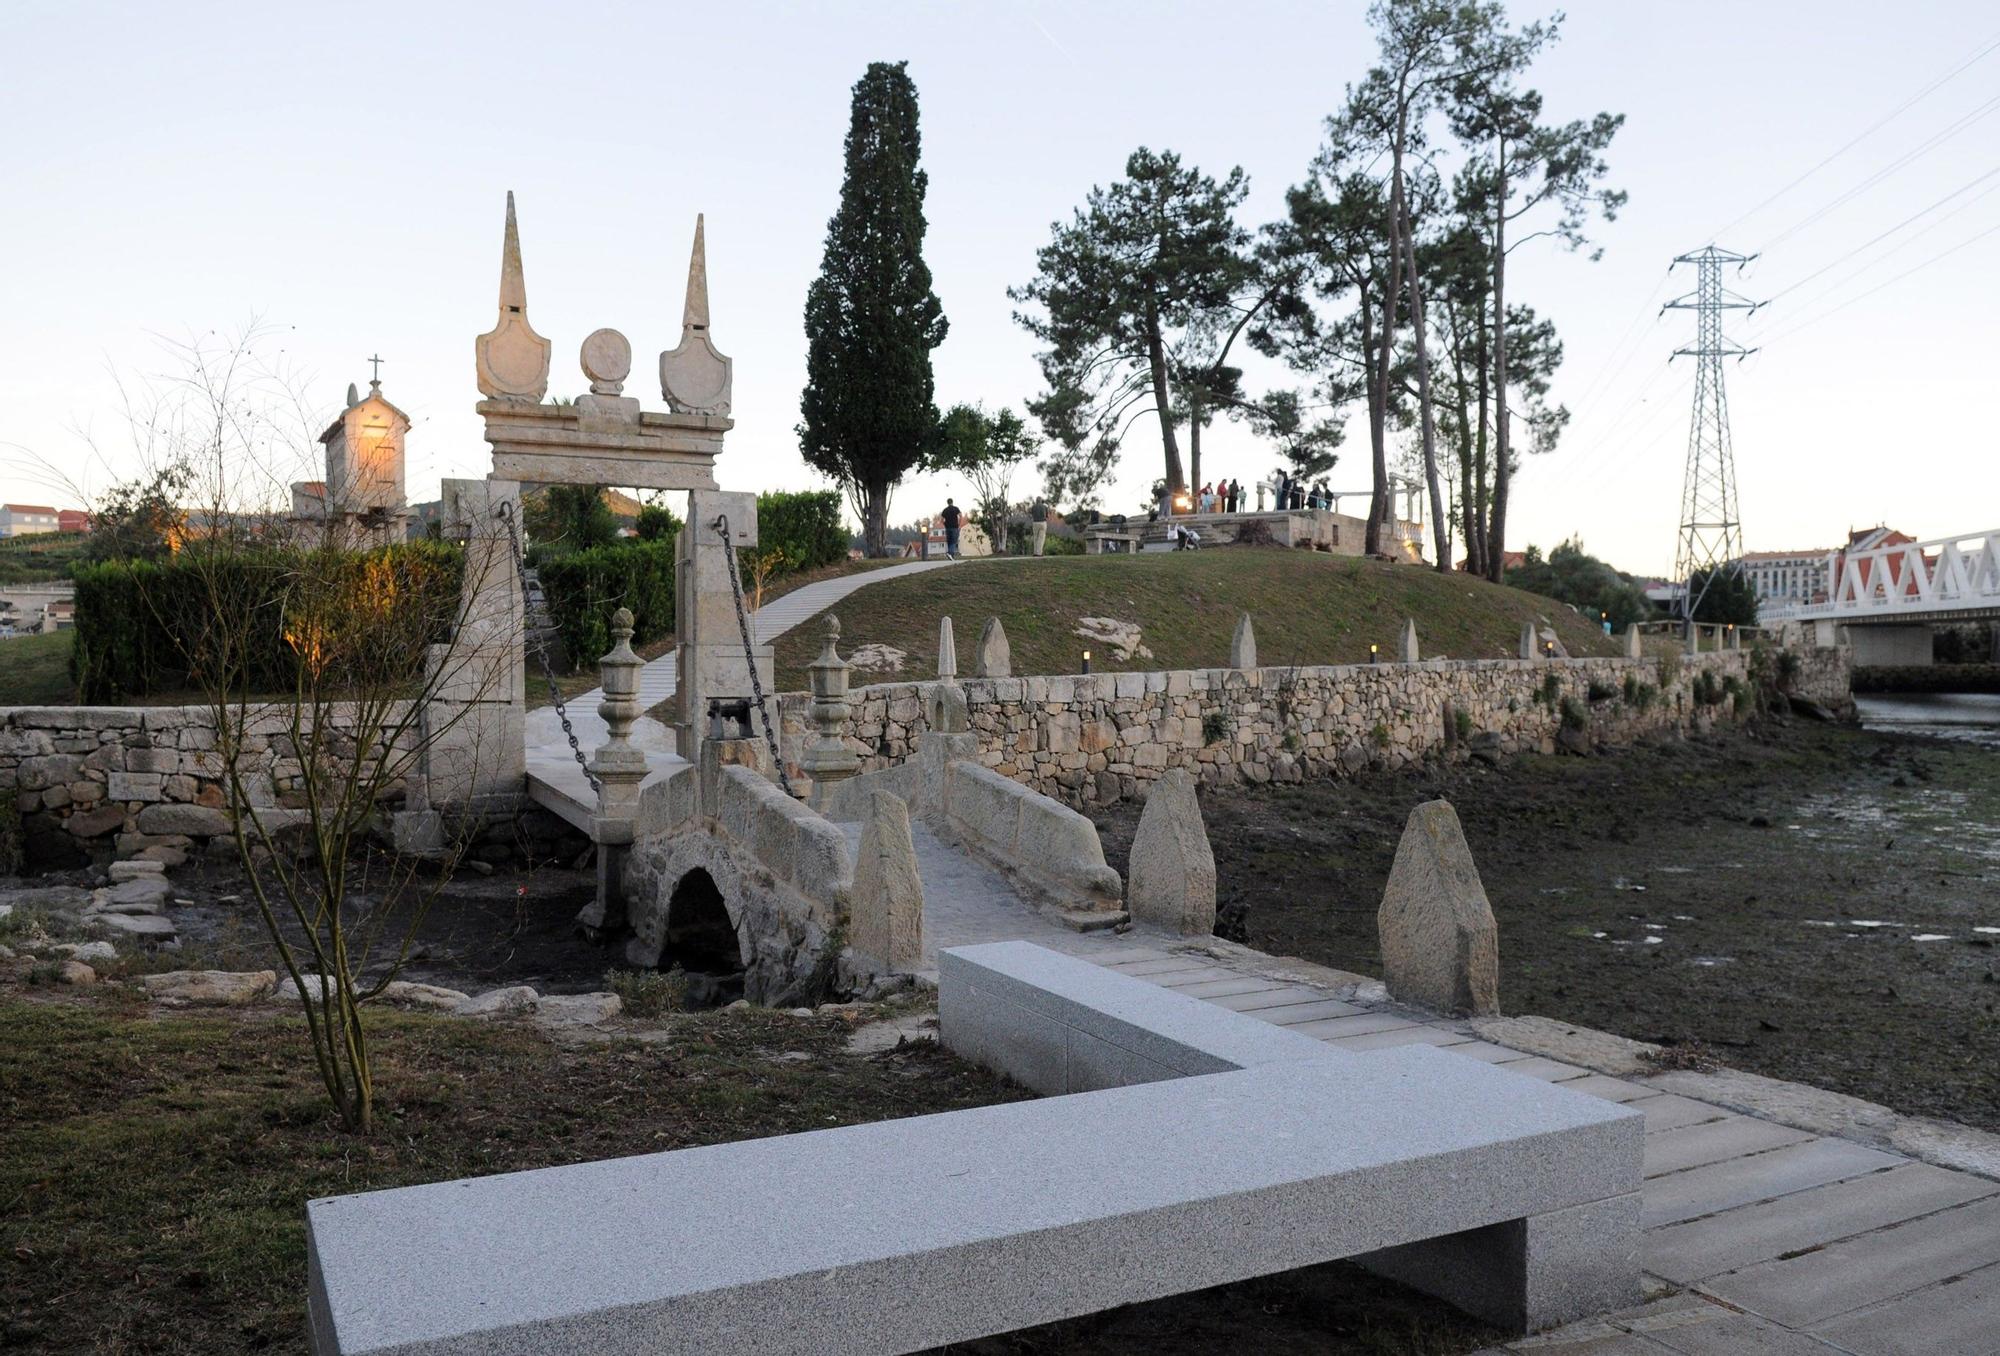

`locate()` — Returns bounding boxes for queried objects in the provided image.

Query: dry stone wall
[0,704,415,868]
[781,650,1803,809]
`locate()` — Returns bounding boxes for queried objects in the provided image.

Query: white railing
[1792,529,2000,619]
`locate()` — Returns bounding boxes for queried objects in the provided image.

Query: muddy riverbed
[1095,717,2000,1134]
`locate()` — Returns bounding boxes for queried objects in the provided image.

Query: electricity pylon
[1663,245,1761,621]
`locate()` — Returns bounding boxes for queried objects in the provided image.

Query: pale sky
[2,0,1995,575]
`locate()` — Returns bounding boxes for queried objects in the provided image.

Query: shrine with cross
[290,358,413,548]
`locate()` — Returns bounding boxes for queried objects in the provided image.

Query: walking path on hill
[567,556,976,728]
[882,857,2000,1354]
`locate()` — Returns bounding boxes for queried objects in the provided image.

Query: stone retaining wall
[0,704,415,868]
[780,649,1815,809]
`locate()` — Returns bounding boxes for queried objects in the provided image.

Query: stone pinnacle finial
[476,190,552,402]
[684,213,710,331]
[500,190,527,313]
[659,214,732,416]
[827,614,842,643]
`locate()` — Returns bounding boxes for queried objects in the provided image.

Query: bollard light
[1081,649,1092,675]
[1369,643,1379,664]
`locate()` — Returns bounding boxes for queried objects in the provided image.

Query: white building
[1738,549,1830,613]
[0,504,59,538]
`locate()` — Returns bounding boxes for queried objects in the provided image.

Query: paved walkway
[871,858,1999,1354]
[573,556,966,715]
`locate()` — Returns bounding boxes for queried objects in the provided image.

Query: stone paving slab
[1699,1192,2000,1328]
[1495,1056,1593,1083]
[1559,1075,1655,1104]
[1642,1116,1816,1179]
[1645,1161,1999,1285]
[1628,1094,1731,1135]
[1250,997,1371,1025]
[1326,1025,1474,1052]
[1810,1256,2000,1356]
[1206,984,1351,1013]
[1641,1137,1905,1229]
[1287,1010,1428,1040]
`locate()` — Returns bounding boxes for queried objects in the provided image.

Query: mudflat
[1096,720,2000,1133]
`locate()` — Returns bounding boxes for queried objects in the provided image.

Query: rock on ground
[51,940,118,964]
[1125,769,1216,936]
[844,1011,938,1055]
[532,992,622,1028]
[141,969,277,1005]
[89,912,175,941]
[1377,799,1499,1017]
[107,860,167,883]
[90,877,171,914]
[454,985,539,1018]
[57,960,97,985]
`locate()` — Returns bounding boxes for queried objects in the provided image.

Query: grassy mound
[773,549,1619,690]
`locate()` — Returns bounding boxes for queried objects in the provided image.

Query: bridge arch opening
[663,869,744,1007]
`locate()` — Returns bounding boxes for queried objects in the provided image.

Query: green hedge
[756,489,848,574]
[529,537,676,668]
[71,543,462,703]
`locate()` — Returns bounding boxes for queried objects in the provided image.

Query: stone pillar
[974,618,1011,678]
[850,790,926,974]
[1030,521,1048,557]
[1400,618,1421,663]
[1125,769,1216,936]
[1231,613,1257,670]
[937,616,958,680]
[589,607,649,916]
[1378,800,1499,1017]
[1518,623,1537,660]
[410,477,527,825]
[674,490,773,765]
[801,616,859,807]
[1624,626,1644,659]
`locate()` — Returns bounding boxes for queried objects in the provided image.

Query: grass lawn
[0,987,1025,1353]
[0,974,1501,1355]
[773,548,1622,690]
[0,630,74,704]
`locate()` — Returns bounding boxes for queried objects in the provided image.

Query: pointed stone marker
[1400,617,1420,663]
[850,791,925,972]
[1519,622,1538,660]
[1125,769,1216,936]
[974,617,1011,678]
[1378,800,1499,1017]
[937,616,958,680]
[1625,626,1644,659]
[474,191,552,403]
[1231,612,1257,670]
[658,214,733,416]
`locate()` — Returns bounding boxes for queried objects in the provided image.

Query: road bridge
[1766,528,2000,664]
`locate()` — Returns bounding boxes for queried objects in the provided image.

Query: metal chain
[712,513,795,797]
[495,500,597,793]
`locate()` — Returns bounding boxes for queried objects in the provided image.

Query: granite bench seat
[306,944,1643,1355]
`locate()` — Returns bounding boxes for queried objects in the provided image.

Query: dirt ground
[1096,718,2000,1134]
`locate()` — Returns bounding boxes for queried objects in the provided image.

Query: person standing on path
[940,498,962,560]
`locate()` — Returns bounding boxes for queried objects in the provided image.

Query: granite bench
[305,943,1642,1355]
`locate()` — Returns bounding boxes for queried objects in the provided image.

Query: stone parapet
[0,702,419,867]
[779,650,1809,810]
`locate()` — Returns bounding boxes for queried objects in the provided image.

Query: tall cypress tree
[799,61,948,557]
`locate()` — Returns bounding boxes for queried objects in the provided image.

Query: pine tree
[799,61,948,558]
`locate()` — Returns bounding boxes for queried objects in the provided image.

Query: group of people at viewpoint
[1157,473,1340,519]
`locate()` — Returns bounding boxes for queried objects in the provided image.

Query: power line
[1708,27,2000,240]
[1765,165,2000,299]
[1747,172,2000,324]
[1761,218,2000,344]
[1755,91,2000,251]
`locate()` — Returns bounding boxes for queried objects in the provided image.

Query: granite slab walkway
[908,875,2000,1355]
